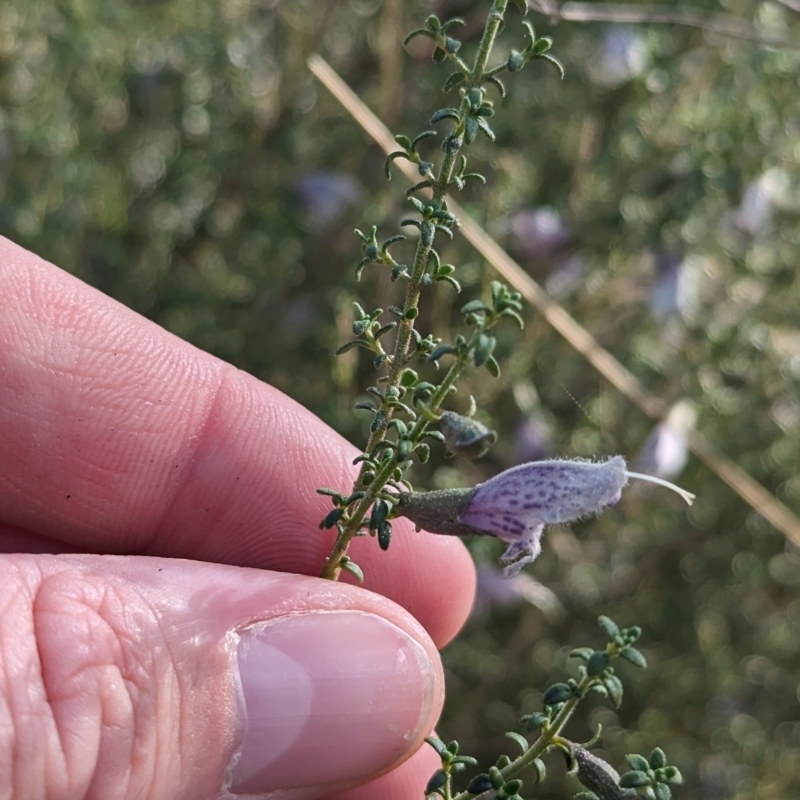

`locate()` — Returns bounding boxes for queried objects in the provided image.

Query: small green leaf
[424,769,448,794]
[430,107,460,124]
[397,437,413,462]
[626,754,650,773]
[412,130,437,149]
[598,615,620,639]
[501,309,525,328]
[443,71,466,92]
[444,35,461,54]
[538,53,565,79]
[339,557,364,583]
[664,766,683,784]
[399,368,419,387]
[403,27,434,47]
[603,673,624,708]
[316,487,344,500]
[622,625,642,644]
[620,771,651,788]
[425,736,449,758]
[437,275,461,292]
[648,748,667,770]
[476,117,496,141]
[467,774,493,794]
[428,344,457,362]
[654,784,672,800]
[570,647,595,662]
[587,650,610,676]
[319,508,344,529]
[377,521,392,551]
[542,682,573,706]
[522,711,548,730]
[507,49,525,72]
[505,731,528,753]
[620,647,648,669]
[461,299,491,314]
[370,499,389,530]
[385,151,410,180]
[484,355,501,377]
[473,333,497,367]
[487,75,506,96]
[464,115,479,144]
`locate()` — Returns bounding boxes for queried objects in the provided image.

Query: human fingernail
[229,610,437,794]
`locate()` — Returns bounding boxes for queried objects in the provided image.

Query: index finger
[0,236,475,646]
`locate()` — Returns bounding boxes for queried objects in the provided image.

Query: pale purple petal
[499,523,544,578]
[460,457,628,539]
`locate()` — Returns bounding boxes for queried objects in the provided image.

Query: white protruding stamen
[625,471,696,506]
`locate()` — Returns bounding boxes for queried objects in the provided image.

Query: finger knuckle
[0,560,177,800]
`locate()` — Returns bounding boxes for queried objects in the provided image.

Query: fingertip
[322,739,443,800]
[348,521,477,648]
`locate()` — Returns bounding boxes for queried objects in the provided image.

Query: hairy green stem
[320,1,510,582]
[473,0,508,80]
[451,673,598,800]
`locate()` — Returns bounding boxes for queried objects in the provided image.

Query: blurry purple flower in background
[295,171,363,229]
[545,252,585,299]
[591,27,649,86]
[510,381,556,465]
[508,206,571,263]
[720,168,789,243]
[473,564,565,621]
[512,415,554,465]
[735,178,773,238]
[633,400,697,480]
[648,251,701,323]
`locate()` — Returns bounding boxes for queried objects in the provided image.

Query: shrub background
[1,1,799,797]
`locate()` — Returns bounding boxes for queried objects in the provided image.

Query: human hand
[0,236,476,800]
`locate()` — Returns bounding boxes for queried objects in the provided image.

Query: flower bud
[565,744,637,800]
[439,411,497,459]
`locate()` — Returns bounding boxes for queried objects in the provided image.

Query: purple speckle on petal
[458,457,630,574]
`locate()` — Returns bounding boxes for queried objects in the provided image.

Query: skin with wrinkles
[0,236,476,800]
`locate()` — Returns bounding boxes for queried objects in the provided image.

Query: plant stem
[451,673,598,800]
[473,0,508,81]
[320,0,511,582]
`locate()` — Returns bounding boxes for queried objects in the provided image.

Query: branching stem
[320,0,510,581]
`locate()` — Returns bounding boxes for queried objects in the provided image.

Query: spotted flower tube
[396,456,695,577]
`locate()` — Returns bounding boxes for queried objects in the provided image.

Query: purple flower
[397,456,693,577]
[463,457,628,575]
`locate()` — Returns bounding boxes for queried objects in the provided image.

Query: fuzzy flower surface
[398,457,629,577]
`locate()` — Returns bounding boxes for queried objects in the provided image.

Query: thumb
[2,554,443,800]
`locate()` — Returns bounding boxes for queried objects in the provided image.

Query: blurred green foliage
[2,1,799,797]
